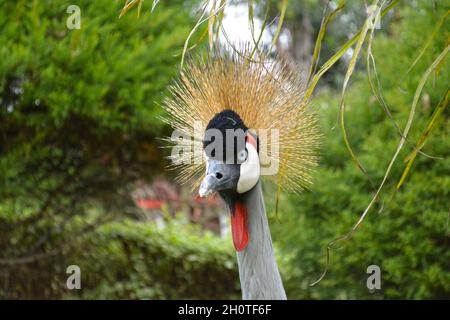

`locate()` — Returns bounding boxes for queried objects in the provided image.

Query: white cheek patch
[237,142,260,193]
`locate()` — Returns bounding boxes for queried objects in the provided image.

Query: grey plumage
[236,182,287,300]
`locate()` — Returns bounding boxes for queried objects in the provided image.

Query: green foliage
[75,219,239,299]
[260,0,398,88]
[0,217,239,299]
[270,2,449,299]
[0,0,214,298]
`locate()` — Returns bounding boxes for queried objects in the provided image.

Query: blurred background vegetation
[0,0,448,299]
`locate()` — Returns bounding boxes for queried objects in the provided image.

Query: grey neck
[236,181,287,300]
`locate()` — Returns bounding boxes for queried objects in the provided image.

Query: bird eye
[237,149,248,163]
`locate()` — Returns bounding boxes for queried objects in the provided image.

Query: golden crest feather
[163,46,321,193]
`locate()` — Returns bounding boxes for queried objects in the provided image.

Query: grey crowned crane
[163,47,320,300]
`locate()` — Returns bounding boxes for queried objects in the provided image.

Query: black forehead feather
[205,109,248,132]
[203,109,248,150]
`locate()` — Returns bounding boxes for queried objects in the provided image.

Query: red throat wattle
[230,202,249,251]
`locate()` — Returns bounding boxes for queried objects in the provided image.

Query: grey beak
[198,160,239,197]
[199,174,219,197]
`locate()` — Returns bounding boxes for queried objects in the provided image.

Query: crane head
[199,109,260,198]
[199,109,260,251]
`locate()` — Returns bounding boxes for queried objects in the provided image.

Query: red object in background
[134,179,221,211]
[133,181,224,235]
[136,199,165,209]
[136,194,220,210]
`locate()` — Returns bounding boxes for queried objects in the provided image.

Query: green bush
[70,219,240,300]
[0,0,215,299]
[0,217,240,299]
[270,2,449,299]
